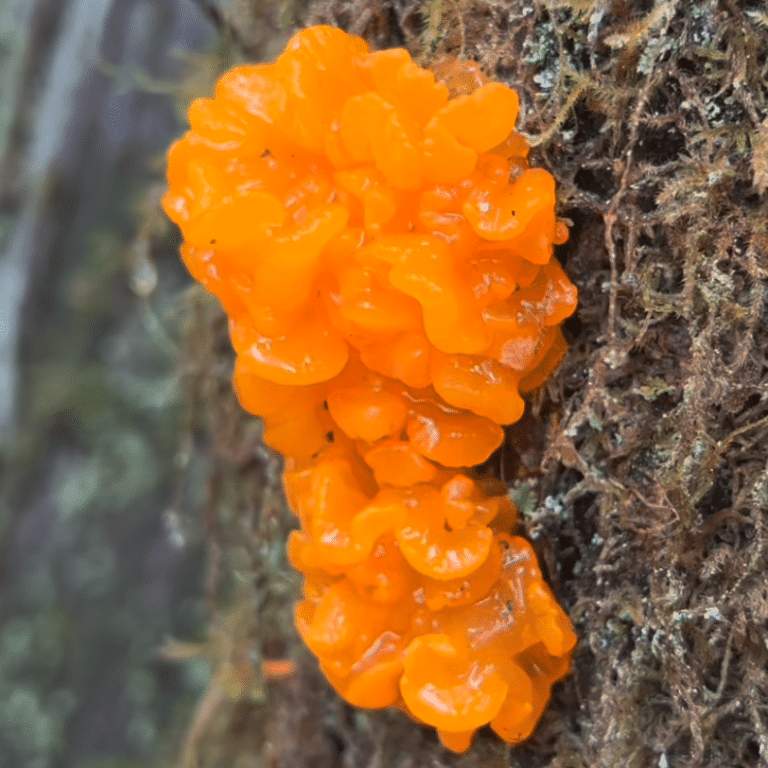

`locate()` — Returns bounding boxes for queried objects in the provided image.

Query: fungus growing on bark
[164,24,577,751]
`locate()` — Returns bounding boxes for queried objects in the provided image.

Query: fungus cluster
[164,25,577,752]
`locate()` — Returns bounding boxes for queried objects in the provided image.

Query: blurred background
[0,2,301,766]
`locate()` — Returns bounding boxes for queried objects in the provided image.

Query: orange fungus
[164,25,578,752]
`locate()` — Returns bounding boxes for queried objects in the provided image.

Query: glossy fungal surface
[164,25,577,752]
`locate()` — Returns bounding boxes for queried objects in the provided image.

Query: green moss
[153,1,768,766]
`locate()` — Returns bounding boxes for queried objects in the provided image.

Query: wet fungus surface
[164,25,577,751]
